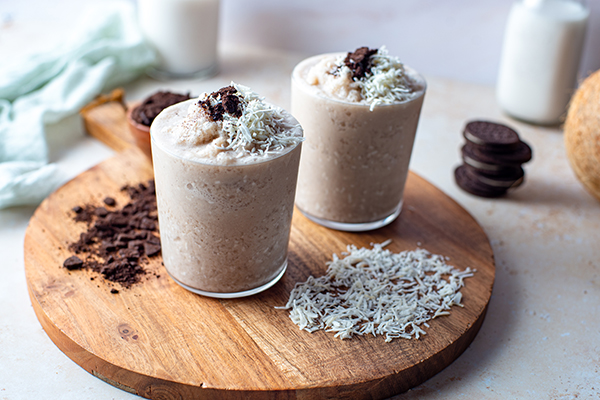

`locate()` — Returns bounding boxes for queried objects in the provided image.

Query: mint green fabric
[0,3,157,209]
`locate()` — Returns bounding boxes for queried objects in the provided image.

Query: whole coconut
[564,70,600,202]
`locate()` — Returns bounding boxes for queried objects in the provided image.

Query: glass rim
[150,99,303,167]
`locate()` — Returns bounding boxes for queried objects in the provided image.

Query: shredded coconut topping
[361,47,419,109]
[325,46,421,110]
[175,82,304,156]
[277,241,474,342]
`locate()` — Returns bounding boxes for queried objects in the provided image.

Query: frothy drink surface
[151,86,302,295]
[292,50,425,227]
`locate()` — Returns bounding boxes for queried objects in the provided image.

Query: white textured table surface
[2,1,600,399]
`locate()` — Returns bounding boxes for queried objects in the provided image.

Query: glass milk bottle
[496,0,589,125]
[138,0,220,79]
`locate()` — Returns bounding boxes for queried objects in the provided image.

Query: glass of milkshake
[292,47,426,231]
[151,84,303,298]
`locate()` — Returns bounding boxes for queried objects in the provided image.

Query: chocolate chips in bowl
[127,91,192,160]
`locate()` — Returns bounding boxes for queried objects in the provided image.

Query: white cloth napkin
[0,2,157,209]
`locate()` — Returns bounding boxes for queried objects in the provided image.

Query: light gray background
[2,0,599,85]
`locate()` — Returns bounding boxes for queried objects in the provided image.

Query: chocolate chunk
[113,241,128,249]
[131,91,192,126]
[101,240,117,252]
[110,288,119,294]
[146,234,160,245]
[118,248,141,260]
[128,240,145,250]
[139,217,156,231]
[73,205,95,223]
[344,47,378,80]
[103,197,116,206]
[198,85,243,122]
[116,233,136,242]
[143,241,161,257]
[94,207,109,217]
[107,214,129,227]
[80,232,95,245]
[222,90,242,117]
[63,256,84,270]
[62,180,160,290]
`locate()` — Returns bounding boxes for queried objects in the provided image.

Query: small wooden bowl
[126,104,152,162]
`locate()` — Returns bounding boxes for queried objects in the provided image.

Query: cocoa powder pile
[63,180,161,291]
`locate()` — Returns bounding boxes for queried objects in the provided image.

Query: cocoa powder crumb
[62,180,161,290]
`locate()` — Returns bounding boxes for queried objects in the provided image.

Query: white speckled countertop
[1,1,600,399]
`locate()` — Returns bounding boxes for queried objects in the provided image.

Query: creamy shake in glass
[151,84,303,298]
[292,47,426,231]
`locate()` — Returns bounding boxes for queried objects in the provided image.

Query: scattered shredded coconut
[277,241,474,342]
[174,82,304,156]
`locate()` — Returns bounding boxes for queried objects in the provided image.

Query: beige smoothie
[292,47,426,230]
[151,84,303,297]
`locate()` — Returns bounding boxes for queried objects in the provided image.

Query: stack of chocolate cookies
[454,120,532,198]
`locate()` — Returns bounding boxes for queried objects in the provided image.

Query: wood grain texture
[81,100,136,153]
[24,101,495,399]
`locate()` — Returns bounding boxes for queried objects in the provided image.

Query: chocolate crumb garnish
[344,47,378,80]
[131,91,192,126]
[62,180,161,290]
[63,256,84,271]
[198,85,243,122]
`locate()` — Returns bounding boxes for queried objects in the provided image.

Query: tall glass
[151,100,302,298]
[292,53,426,231]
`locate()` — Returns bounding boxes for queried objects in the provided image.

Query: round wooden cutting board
[24,102,495,400]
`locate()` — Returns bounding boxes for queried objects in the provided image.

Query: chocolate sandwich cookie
[463,120,521,151]
[461,142,531,171]
[463,141,532,166]
[462,164,524,189]
[454,165,508,198]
